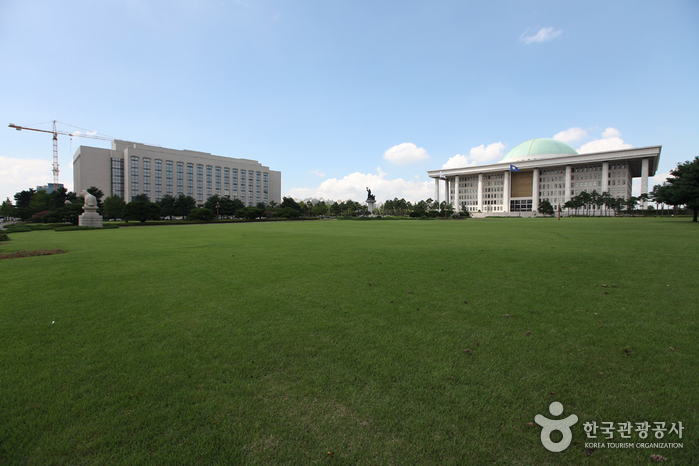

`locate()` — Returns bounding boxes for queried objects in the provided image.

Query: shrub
[5,224,31,233]
[276,207,301,219]
[188,208,214,221]
[0,231,9,242]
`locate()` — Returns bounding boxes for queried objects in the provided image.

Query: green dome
[500,138,578,163]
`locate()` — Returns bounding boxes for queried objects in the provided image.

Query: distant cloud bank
[286,167,433,203]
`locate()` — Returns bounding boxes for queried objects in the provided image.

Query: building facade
[73,140,281,206]
[428,138,661,214]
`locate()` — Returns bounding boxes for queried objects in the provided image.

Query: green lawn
[1,218,697,465]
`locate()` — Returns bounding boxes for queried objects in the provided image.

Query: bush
[31,211,51,223]
[237,207,265,220]
[276,207,301,219]
[4,224,31,233]
[0,231,9,242]
[188,208,214,221]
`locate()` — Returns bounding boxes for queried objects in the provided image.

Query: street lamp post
[216,202,220,220]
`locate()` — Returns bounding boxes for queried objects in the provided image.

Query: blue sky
[1,0,698,204]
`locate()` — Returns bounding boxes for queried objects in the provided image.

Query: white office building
[73,140,281,206]
[427,138,661,215]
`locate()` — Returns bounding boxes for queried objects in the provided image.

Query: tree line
[2,156,696,223]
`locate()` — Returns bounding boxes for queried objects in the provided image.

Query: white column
[602,162,609,194]
[641,158,649,194]
[445,179,450,205]
[565,165,572,204]
[641,158,649,209]
[503,170,510,212]
[532,168,539,211]
[477,174,483,212]
[454,175,460,211]
[434,178,440,204]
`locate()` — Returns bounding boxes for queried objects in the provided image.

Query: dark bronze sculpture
[366,187,375,201]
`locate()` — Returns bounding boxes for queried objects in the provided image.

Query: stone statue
[81,190,97,208]
[366,187,375,201]
[78,190,103,227]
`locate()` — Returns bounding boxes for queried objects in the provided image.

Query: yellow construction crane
[9,120,114,186]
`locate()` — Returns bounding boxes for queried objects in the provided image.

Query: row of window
[111,157,269,205]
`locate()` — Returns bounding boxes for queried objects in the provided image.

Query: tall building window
[130,156,139,200]
[248,170,254,206]
[143,158,151,199]
[263,172,268,204]
[197,165,203,202]
[206,165,212,199]
[111,158,124,198]
[155,159,162,201]
[215,167,221,195]
[166,161,173,195]
[256,171,261,204]
[240,170,246,203]
[187,164,194,197]
[177,162,184,194]
[232,169,238,199]
[224,168,230,196]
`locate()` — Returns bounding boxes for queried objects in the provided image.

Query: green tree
[652,156,699,222]
[30,190,51,213]
[238,206,265,219]
[103,195,126,220]
[276,207,301,218]
[281,197,302,212]
[174,194,197,218]
[538,200,554,216]
[1,198,15,219]
[625,196,639,216]
[159,194,177,219]
[203,194,222,213]
[329,202,342,217]
[123,197,161,223]
[311,201,328,217]
[48,187,68,210]
[218,196,241,217]
[14,188,35,209]
[600,192,614,216]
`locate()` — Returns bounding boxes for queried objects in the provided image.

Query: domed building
[428,137,661,215]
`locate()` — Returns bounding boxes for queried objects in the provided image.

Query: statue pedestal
[366,199,376,215]
[79,207,103,228]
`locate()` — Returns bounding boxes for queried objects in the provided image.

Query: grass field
[1,218,697,465]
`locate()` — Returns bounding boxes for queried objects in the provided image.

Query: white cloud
[308,169,326,177]
[383,142,430,165]
[578,127,632,153]
[286,167,433,203]
[442,142,505,169]
[442,154,476,170]
[519,27,563,44]
[553,127,587,144]
[602,127,621,139]
[0,156,53,203]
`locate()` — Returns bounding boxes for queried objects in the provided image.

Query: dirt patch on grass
[0,249,66,260]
